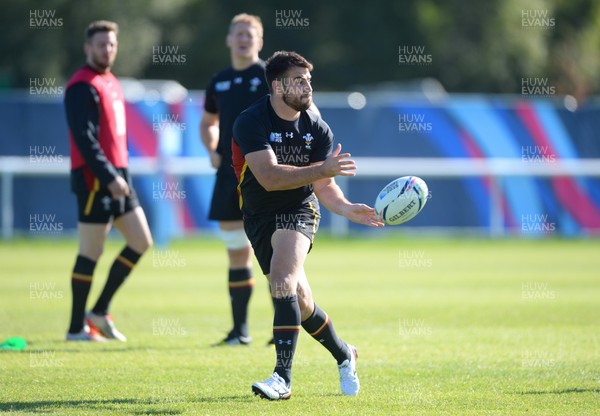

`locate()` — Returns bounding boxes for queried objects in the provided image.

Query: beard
[282,93,312,112]
[91,53,114,71]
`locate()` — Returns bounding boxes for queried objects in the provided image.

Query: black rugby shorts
[244,199,320,275]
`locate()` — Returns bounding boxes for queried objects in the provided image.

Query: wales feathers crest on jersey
[303,133,314,150]
[215,77,262,93]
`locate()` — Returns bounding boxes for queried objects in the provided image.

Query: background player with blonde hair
[200,14,270,346]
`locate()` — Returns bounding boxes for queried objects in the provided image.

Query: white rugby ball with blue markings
[374,176,429,225]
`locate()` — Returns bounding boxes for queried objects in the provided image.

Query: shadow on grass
[1,395,257,414]
[516,388,600,395]
[1,392,346,413]
[1,398,179,414]
[193,395,263,403]
[22,342,198,354]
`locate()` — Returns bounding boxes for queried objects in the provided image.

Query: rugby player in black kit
[200,14,270,346]
[232,51,384,400]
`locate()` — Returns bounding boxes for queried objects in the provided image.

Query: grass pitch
[0,236,598,415]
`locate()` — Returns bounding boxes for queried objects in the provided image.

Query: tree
[0,0,597,96]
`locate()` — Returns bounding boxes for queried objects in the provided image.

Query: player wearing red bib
[64,21,153,342]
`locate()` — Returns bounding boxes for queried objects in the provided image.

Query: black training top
[203,61,269,168]
[232,95,334,217]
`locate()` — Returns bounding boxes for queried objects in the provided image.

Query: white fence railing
[2,156,600,238]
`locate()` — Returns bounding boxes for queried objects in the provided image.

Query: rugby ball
[374,176,429,225]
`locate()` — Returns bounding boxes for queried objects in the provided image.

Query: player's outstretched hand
[321,144,356,178]
[108,175,130,199]
[343,203,385,227]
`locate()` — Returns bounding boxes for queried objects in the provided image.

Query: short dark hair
[85,20,119,41]
[265,51,313,93]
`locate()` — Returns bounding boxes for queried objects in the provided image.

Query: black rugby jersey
[203,61,269,167]
[232,95,333,217]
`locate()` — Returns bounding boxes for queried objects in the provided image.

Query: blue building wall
[1,91,599,239]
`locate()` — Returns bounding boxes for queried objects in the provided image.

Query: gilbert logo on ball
[375,176,430,225]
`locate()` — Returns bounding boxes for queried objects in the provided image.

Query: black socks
[92,246,141,315]
[227,268,254,337]
[272,295,301,386]
[68,255,96,333]
[302,303,350,365]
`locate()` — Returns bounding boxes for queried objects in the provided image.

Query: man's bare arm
[245,143,355,191]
